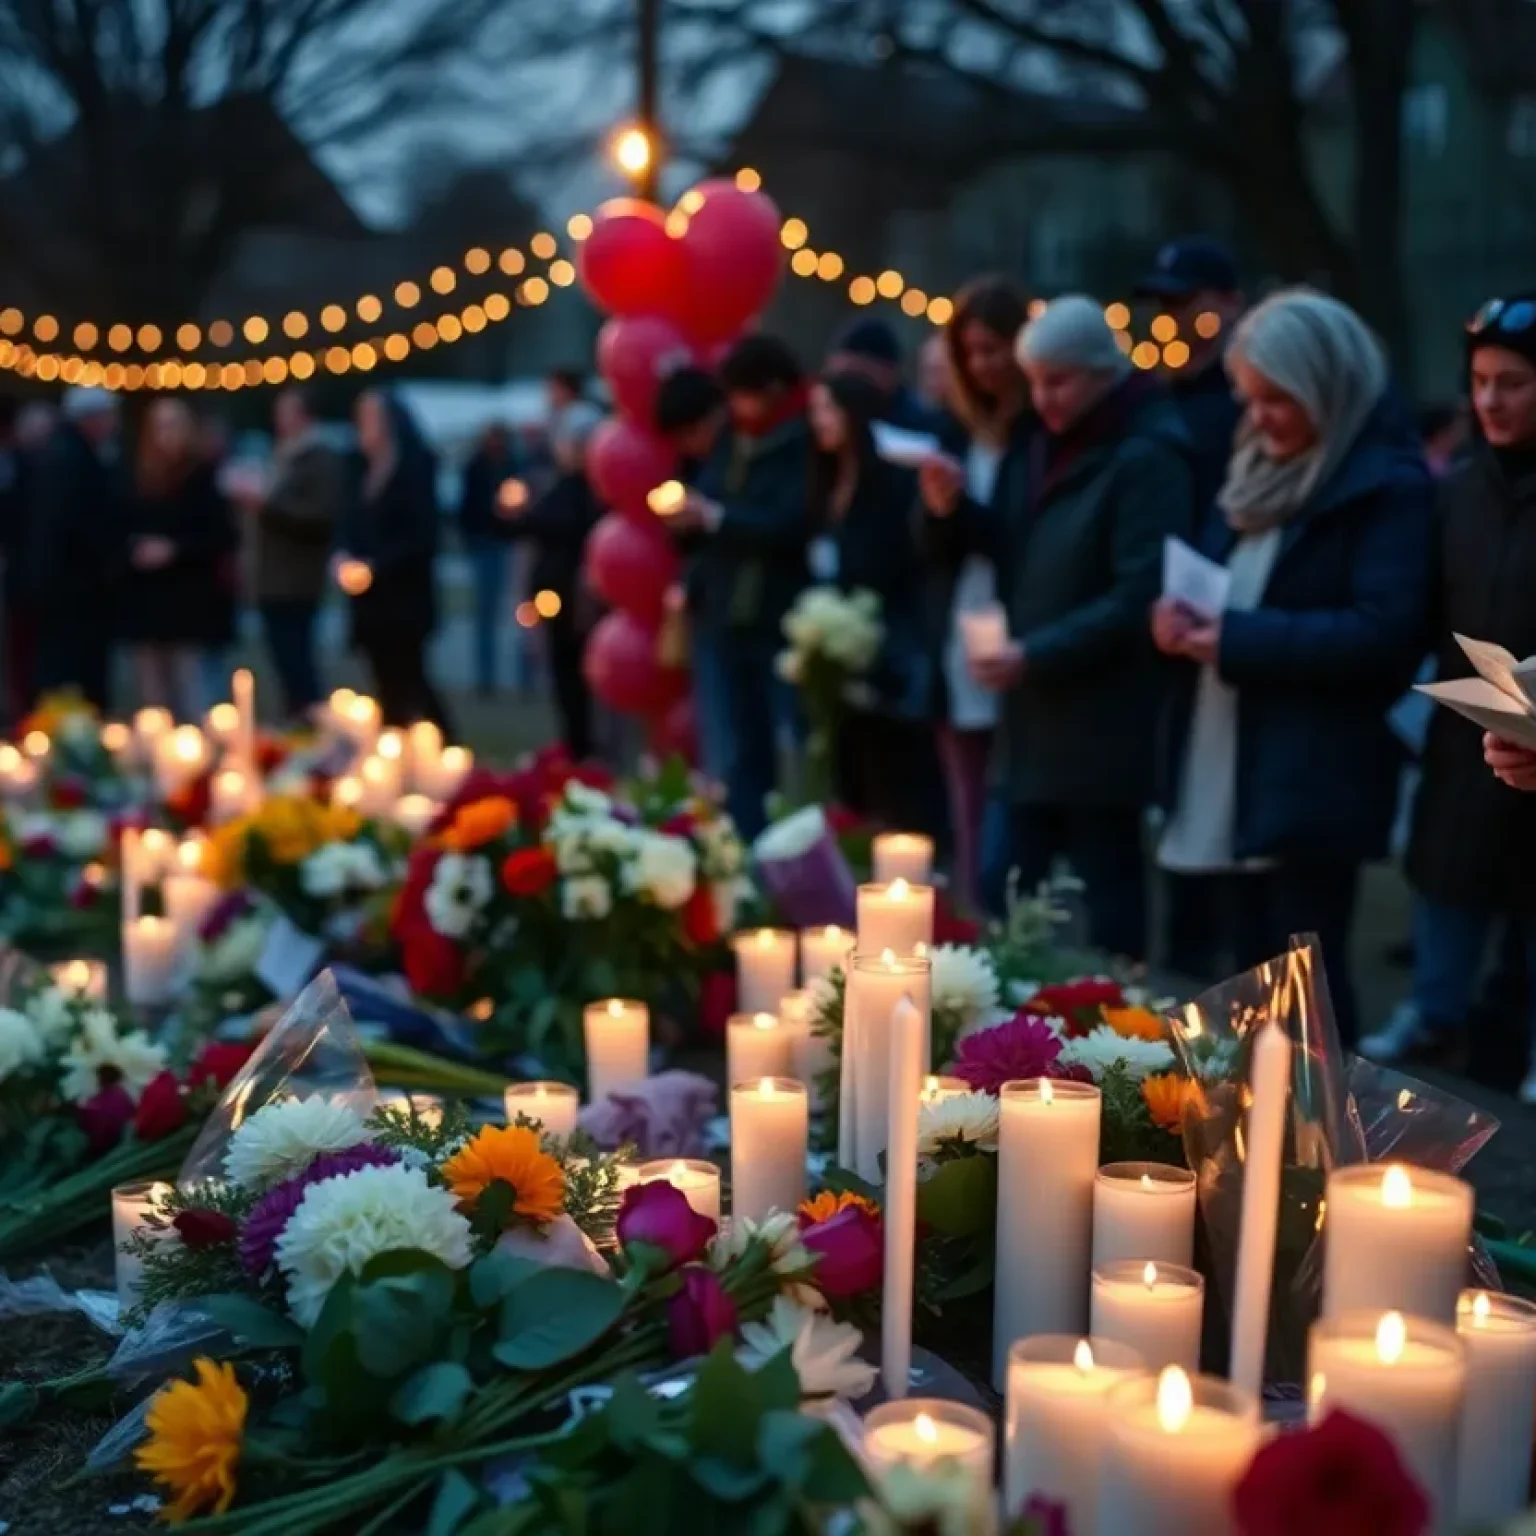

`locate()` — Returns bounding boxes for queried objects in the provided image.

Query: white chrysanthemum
[0,1007,44,1083]
[561,874,613,920]
[58,1009,167,1104]
[223,1096,370,1190]
[276,1163,473,1326]
[57,811,108,860]
[710,1210,820,1307]
[696,817,745,878]
[300,841,388,899]
[622,832,697,910]
[917,1091,1000,1159]
[752,806,827,864]
[10,811,55,846]
[198,912,272,984]
[561,782,612,817]
[781,585,883,673]
[424,852,493,938]
[25,985,77,1046]
[738,1296,877,1402]
[928,945,1000,1031]
[1058,1024,1174,1082]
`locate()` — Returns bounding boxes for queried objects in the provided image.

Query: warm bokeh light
[324,346,350,374]
[336,558,373,596]
[1162,340,1191,369]
[262,357,288,385]
[876,269,904,299]
[816,252,844,281]
[530,232,557,260]
[498,248,525,276]
[209,319,234,347]
[926,296,954,326]
[464,248,491,275]
[849,276,877,306]
[498,478,529,513]
[521,277,550,306]
[320,305,346,333]
[1194,311,1223,339]
[34,315,59,343]
[1131,340,1161,370]
[283,311,308,339]
[1150,313,1178,343]
[436,315,463,343]
[383,333,409,362]
[351,342,377,370]
[1027,298,1047,320]
[790,249,818,277]
[549,259,576,287]
[1105,302,1131,330]
[0,309,21,336]
[534,588,562,618]
[461,303,487,332]
[430,266,456,295]
[514,599,539,628]
[243,316,269,344]
[177,323,201,351]
[108,323,132,352]
[567,213,593,241]
[73,322,98,350]
[613,126,653,176]
[900,289,927,317]
[395,281,421,308]
[356,294,383,324]
[735,167,761,192]
[412,321,438,349]
[484,293,511,322]
[780,218,808,250]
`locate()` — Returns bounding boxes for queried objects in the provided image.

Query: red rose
[186,1040,254,1091]
[50,777,87,810]
[698,970,736,1039]
[391,844,442,941]
[1027,978,1126,1017]
[666,1266,738,1360]
[77,1083,135,1153]
[824,804,862,836]
[682,884,719,947]
[133,1071,189,1141]
[660,811,696,838]
[570,761,614,791]
[800,1203,883,1298]
[69,874,101,910]
[1233,1408,1429,1536]
[173,1208,239,1249]
[404,928,467,998]
[500,846,558,898]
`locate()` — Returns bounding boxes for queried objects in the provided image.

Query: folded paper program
[1417,633,1536,751]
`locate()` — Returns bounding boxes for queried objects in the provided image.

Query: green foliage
[1096,1061,1185,1165]
[369,1099,476,1162]
[915,1154,996,1240]
[493,1268,626,1370]
[808,967,846,1153]
[126,1177,259,1324]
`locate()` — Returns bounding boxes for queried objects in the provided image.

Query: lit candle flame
[1040,1078,1055,1105]
[1397,1088,1414,1111]
[172,725,203,762]
[176,839,203,873]
[208,702,237,736]
[758,1077,774,1097]
[1381,1165,1413,1209]
[1470,1291,1492,1328]
[1156,1367,1193,1433]
[1140,1173,1153,1189]
[755,929,774,949]
[881,947,897,969]
[914,1412,938,1445]
[671,1160,688,1180]
[606,999,624,1017]
[1375,1311,1407,1365]
[100,723,130,753]
[1142,1262,1158,1290]
[1309,1371,1326,1406]
[647,479,686,516]
[824,925,844,940]
[378,731,403,761]
[1073,1340,1095,1372]
[889,877,910,900]
[22,730,49,758]
[924,1075,939,1095]
[142,828,170,857]
[753,1013,776,1031]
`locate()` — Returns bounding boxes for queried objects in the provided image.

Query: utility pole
[636,0,662,202]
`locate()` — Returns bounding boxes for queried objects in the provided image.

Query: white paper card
[1454,634,1536,710]
[254,917,326,1001]
[1416,677,1536,751]
[871,421,943,468]
[1162,536,1231,619]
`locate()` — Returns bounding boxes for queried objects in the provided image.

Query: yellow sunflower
[798,1188,880,1225]
[1103,1005,1169,1043]
[441,1124,565,1225]
[1141,1073,1208,1133]
[134,1358,247,1523]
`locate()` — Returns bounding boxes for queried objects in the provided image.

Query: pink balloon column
[577,180,784,758]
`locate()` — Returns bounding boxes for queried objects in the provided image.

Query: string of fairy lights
[0,168,1215,392]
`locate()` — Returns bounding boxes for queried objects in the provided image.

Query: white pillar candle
[164,839,220,963]
[920,1074,969,1104]
[841,950,931,1185]
[205,700,239,747]
[1455,1289,1536,1526]
[1092,1162,1197,1269]
[0,749,39,801]
[407,720,443,792]
[123,915,178,1007]
[1006,1335,1146,1528]
[1100,1368,1263,1536]
[637,1158,722,1224]
[993,1077,1101,1388]
[1228,1018,1291,1395]
[732,927,797,1015]
[957,601,1009,664]
[154,724,209,800]
[777,988,814,1076]
[232,666,256,776]
[727,1011,792,1085]
[1309,1311,1466,1530]
[113,1179,173,1309]
[1091,1260,1204,1373]
[343,693,382,755]
[331,774,365,813]
[798,923,853,984]
[358,754,401,816]
[1322,1164,1472,1325]
[391,793,441,838]
[431,744,473,800]
[883,995,923,1400]
[503,1081,580,1141]
[583,998,649,1102]
[133,706,172,764]
[856,878,934,955]
[100,721,133,770]
[49,958,108,1002]
[379,1089,445,1129]
[729,1077,807,1223]
[871,833,934,885]
[863,1400,994,1526]
[210,768,253,824]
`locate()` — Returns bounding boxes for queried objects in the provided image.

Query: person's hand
[664,492,720,535]
[1178,619,1221,667]
[1484,733,1536,792]
[969,639,1025,691]
[131,536,175,571]
[1151,596,1195,656]
[918,454,966,517]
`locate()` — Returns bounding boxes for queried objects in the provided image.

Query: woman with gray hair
[1153,288,1434,1040]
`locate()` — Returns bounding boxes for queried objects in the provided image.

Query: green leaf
[0,1381,39,1427]
[916,1154,997,1238]
[468,1249,540,1308]
[471,1180,517,1244]
[607,1371,663,1451]
[493,1268,625,1370]
[690,1455,772,1502]
[688,1339,763,1467]
[192,1293,305,1351]
[392,1360,474,1426]
[427,1468,482,1536]
[351,1253,458,1379]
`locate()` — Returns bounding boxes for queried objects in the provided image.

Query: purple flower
[616,1180,716,1273]
[76,1082,136,1153]
[666,1265,738,1360]
[577,1070,717,1158]
[800,1204,883,1299]
[1021,1496,1072,1536]
[239,1143,401,1277]
[200,890,255,944]
[952,1012,1087,1098]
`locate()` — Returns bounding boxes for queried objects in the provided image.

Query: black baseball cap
[1133,238,1239,299]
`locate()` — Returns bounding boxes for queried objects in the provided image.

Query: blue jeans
[692,627,779,840]
[259,600,320,717]
[468,540,508,694]
[1413,898,1536,1039]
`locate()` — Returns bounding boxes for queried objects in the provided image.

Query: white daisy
[58,1009,167,1104]
[423,852,493,939]
[0,1007,44,1083]
[24,985,78,1046]
[917,1091,999,1160]
[1058,1023,1174,1082]
[927,945,1000,1032]
[223,1096,370,1190]
[561,874,613,920]
[710,1211,820,1307]
[300,841,388,900]
[738,1296,876,1402]
[276,1163,473,1326]
[561,782,612,818]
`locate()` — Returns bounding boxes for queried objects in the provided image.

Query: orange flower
[1141,1073,1207,1132]
[1104,1005,1168,1043]
[134,1358,247,1522]
[441,795,517,852]
[0,836,13,874]
[798,1188,880,1225]
[440,1124,565,1226]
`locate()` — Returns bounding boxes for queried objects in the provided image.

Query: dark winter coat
[1408,447,1536,908]
[256,438,344,603]
[457,446,523,545]
[344,447,440,644]
[120,463,239,645]
[1166,359,1242,527]
[508,470,603,615]
[1161,402,1435,862]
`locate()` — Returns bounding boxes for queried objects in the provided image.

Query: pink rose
[801,1203,883,1299]
[666,1265,738,1360]
[617,1179,717,1273]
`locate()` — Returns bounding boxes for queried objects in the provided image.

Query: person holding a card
[1154,289,1433,1044]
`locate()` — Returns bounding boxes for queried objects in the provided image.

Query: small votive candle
[1006,1335,1146,1526]
[732,927,797,1015]
[1091,1260,1204,1374]
[206,700,239,745]
[920,1074,969,1104]
[100,721,132,766]
[210,768,253,824]
[856,878,934,955]
[798,924,853,983]
[391,793,440,838]
[1100,1368,1262,1536]
[332,774,364,811]
[358,754,401,815]
[863,1400,995,1527]
[1456,1290,1536,1525]
[164,842,221,962]
[637,1158,722,1224]
[727,1011,792,1085]
[49,958,108,1002]
[871,832,935,885]
[379,1089,445,1129]
[123,915,178,1007]
[113,1179,172,1308]
[1092,1162,1198,1268]
[583,998,650,1103]
[1309,1310,1466,1529]
[1322,1163,1472,1324]
[0,747,38,800]
[154,724,208,799]
[133,706,173,758]
[504,1081,580,1141]
[729,1077,807,1223]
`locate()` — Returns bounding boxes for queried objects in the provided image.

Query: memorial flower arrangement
[0,800,120,948]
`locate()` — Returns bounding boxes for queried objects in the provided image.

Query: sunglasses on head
[1468,298,1536,337]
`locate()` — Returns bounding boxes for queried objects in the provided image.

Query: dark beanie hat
[832,316,901,365]
[1465,292,1536,371]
